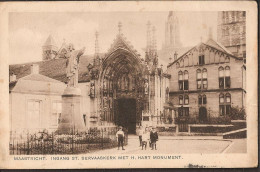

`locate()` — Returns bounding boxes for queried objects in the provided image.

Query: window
[219,93,225,103]
[199,55,205,65]
[219,66,231,89]
[197,69,202,89]
[178,107,189,117]
[184,95,189,105]
[203,95,207,104]
[184,71,189,90]
[219,93,232,116]
[202,69,208,89]
[179,95,183,105]
[52,102,62,126]
[219,67,224,89]
[178,71,183,90]
[197,69,207,89]
[27,100,40,128]
[198,95,202,105]
[225,66,231,88]
[198,94,207,105]
[179,70,189,90]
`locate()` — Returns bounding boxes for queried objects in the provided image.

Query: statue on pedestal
[65,43,86,87]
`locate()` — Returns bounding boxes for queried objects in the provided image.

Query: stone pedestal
[57,87,85,134]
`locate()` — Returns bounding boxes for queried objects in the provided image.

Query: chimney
[174,51,178,61]
[31,64,39,74]
[9,73,16,82]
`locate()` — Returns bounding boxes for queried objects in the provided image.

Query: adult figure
[137,126,144,147]
[65,43,85,87]
[150,127,158,150]
[116,126,125,150]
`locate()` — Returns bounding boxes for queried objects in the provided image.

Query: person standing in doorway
[150,127,158,150]
[116,126,125,150]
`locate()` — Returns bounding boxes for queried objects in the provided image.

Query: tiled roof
[9,55,97,83]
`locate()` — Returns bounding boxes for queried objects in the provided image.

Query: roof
[10,73,66,95]
[167,38,242,68]
[106,33,140,58]
[206,38,232,54]
[9,55,97,84]
[43,35,57,47]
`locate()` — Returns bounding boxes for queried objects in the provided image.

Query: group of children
[137,126,158,150]
[116,126,159,150]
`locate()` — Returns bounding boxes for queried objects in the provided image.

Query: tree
[230,106,246,120]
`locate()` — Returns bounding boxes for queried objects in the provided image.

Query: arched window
[226,93,231,103]
[202,68,208,89]
[198,94,207,105]
[219,93,232,116]
[184,95,189,105]
[219,93,224,104]
[179,95,183,105]
[184,70,189,90]
[178,71,183,90]
[225,93,231,115]
[198,95,202,105]
[225,66,231,88]
[219,67,224,89]
[203,95,207,104]
[197,69,202,89]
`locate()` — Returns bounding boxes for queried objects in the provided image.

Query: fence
[9,128,128,155]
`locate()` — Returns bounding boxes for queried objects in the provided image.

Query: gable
[106,34,140,58]
[168,41,241,68]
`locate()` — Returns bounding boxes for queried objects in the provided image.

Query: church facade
[9,22,172,134]
[9,11,246,134]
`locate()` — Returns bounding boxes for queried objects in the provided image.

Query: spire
[146,21,152,52]
[152,26,157,52]
[118,22,122,35]
[208,27,213,39]
[95,31,99,56]
[44,34,57,47]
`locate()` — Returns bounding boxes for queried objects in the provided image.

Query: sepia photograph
[0,1,258,169]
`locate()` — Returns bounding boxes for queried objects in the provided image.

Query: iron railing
[9,128,128,155]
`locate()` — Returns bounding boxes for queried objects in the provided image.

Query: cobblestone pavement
[90,135,247,154]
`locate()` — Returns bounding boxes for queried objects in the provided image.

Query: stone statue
[65,43,85,87]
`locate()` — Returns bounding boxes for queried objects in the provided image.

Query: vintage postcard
[0,1,258,169]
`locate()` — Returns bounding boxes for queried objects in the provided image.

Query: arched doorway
[98,42,146,134]
[199,107,207,122]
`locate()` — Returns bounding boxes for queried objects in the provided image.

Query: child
[150,127,158,150]
[116,126,125,150]
[141,127,150,150]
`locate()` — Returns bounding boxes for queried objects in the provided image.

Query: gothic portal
[88,23,172,133]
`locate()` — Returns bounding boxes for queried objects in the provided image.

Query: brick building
[167,35,246,131]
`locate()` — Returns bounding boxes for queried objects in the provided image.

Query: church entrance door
[117,98,136,134]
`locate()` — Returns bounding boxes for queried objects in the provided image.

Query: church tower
[164,11,182,49]
[42,35,58,61]
[217,11,246,59]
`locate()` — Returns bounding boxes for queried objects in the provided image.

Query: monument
[57,43,86,134]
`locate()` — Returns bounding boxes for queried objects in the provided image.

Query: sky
[9,12,218,64]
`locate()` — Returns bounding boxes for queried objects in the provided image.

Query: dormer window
[199,55,205,65]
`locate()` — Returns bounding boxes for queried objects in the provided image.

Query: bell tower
[164,11,182,49]
[42,35,58,60]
